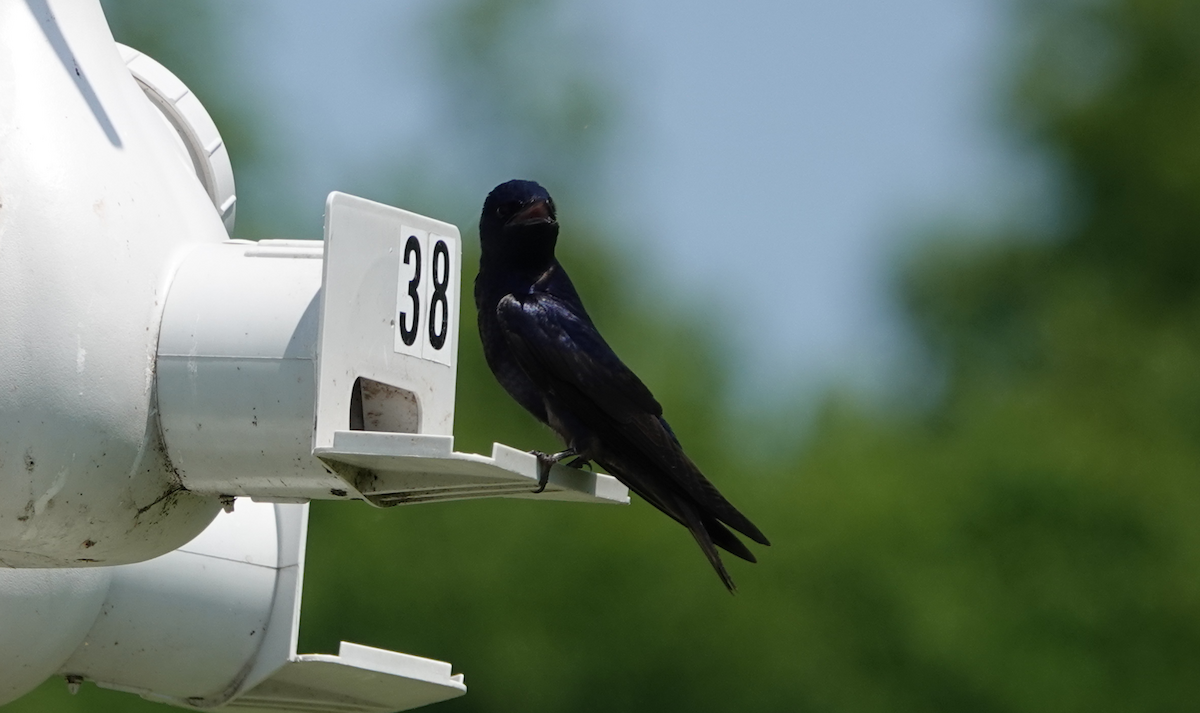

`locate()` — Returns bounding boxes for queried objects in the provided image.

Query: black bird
[475,179,769,592]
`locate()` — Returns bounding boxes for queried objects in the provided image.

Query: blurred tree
[782,0,1200,709]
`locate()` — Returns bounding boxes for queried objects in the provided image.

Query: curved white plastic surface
[62,502,282,702]
[1,500,467,712]
[118,43,237,234]
[0,568,114,703]
[156,240,344,499]
[0,0,223,567]
[0,502,282,705]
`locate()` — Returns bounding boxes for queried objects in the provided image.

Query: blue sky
[227,0,1037,401]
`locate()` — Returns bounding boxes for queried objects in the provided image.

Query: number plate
[317,192,462,445]
[393,228,458,365]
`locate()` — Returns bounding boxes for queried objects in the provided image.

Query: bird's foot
[564,456,594,471]
[530,448,578,493]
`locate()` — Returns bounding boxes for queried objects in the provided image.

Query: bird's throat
[487,222,559,272]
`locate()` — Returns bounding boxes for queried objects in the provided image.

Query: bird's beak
[510,199,555,226]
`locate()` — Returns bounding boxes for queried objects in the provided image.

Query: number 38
[398,235,450,351]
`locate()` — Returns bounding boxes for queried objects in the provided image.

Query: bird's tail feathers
[681,501,737,593]
[599,449,751,591]
[705,514,757,563]
[672,456,771,547]
[608,456,756,563]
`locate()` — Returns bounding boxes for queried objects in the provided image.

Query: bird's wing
[497,292,769,547]
[496,292,662,422]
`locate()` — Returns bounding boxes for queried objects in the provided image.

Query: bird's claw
[532,451,553,493]
[530,448,578,493]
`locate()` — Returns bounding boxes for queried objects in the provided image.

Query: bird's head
[479,179,559,266]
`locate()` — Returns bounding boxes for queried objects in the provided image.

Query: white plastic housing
[0,502,466,711]
[118,43,237,234]
[156,239,337,499]
[0,0,224,568]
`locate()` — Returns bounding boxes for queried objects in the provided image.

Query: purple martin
[475,179,769,592]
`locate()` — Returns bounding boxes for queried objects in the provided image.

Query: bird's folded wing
[497,292,770,547]
[496,292,662,421]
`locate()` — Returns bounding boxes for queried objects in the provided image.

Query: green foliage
[11,0,1200,711]
[1015,0,1200,301]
